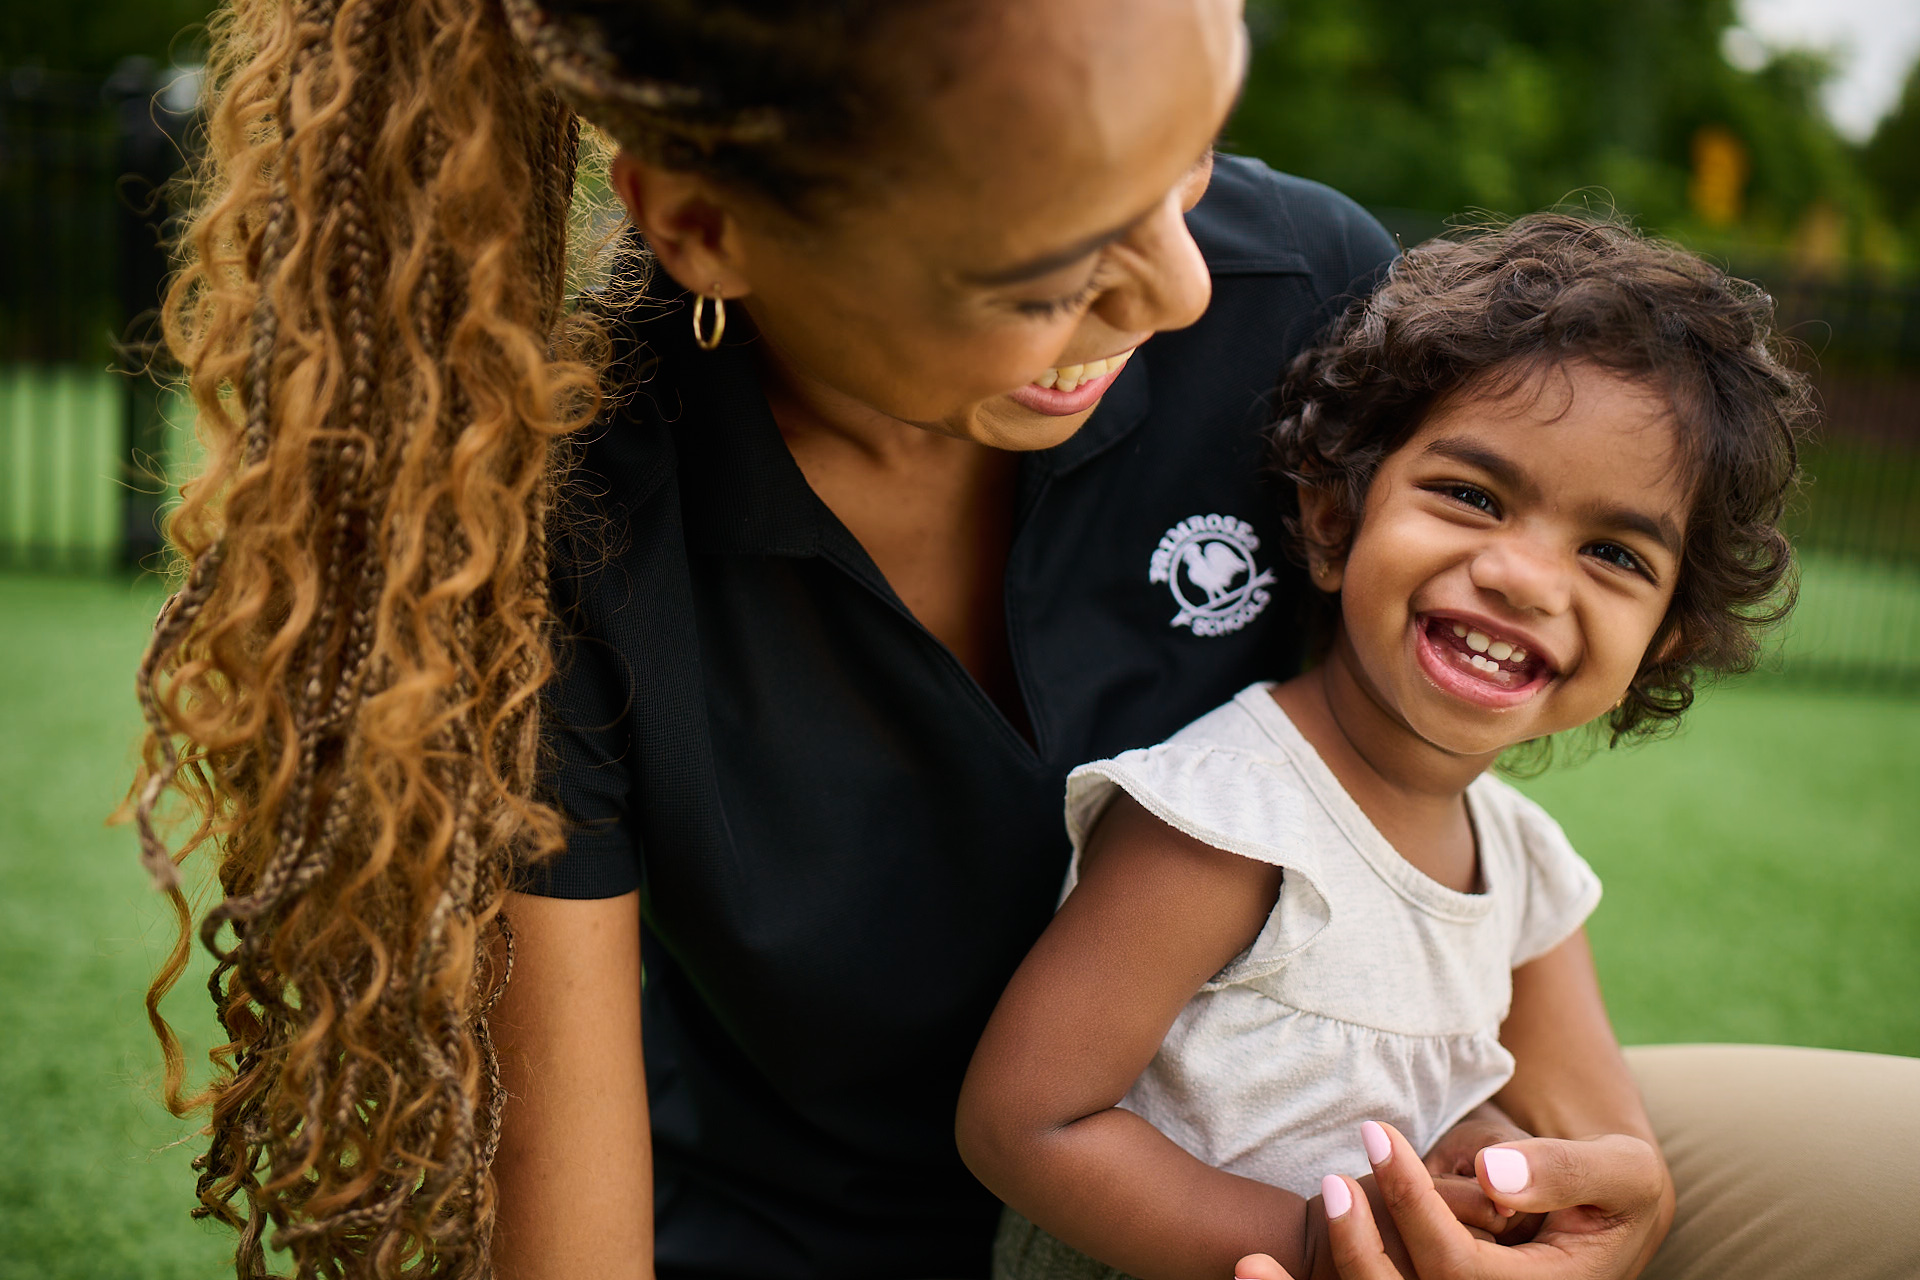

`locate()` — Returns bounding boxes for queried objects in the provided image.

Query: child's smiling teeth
[1429,617,1543,688]
[1032,348,1135,392]
[1450,620,1528,665]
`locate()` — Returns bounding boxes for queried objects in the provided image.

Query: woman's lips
[1005,347,1137,417]
[1006,362,1126,416]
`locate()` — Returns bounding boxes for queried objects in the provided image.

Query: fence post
[108,57,191,572]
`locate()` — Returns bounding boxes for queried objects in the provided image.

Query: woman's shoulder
[1191,155,1398,296]
[555,283,726,541]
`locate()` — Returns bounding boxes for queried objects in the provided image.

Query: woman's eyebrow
[962,139,1225,288]
[963,219,1142,287]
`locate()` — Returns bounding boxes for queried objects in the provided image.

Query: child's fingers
[1317,1174,1406,1280]
[1473,1133,1665,1217]
[1229,1252,1296,1280]
[1430,1173,1510,1236]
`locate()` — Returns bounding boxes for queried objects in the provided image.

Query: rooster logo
[1148,514,1276,636]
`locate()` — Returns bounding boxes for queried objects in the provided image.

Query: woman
[134,1,1918,1279]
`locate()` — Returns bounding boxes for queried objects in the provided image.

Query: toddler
[955,214,1811,1280]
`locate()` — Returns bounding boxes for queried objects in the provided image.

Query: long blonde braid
[133,0,955,1273]
[133,1,604,1273]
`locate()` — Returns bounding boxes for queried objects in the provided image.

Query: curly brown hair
[1267,212,1815,743]
[127,1,958,1276]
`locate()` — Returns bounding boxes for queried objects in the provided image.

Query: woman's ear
[1296,482,1351,594]
[609,150,752,301]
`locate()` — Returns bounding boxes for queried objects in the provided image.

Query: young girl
[955,214,1811,1280]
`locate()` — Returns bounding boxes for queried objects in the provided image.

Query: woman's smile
[1007,345,1141,415]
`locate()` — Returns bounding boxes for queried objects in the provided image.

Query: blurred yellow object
[1792,201,1847,275]
[1689,125,1750,228]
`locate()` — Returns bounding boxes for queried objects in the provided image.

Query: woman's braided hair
[132,1,944,1275]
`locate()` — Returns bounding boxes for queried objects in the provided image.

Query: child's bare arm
[1496,930,1661,1146]
[1492,929,1674,1272]
[957,794,1335,1280]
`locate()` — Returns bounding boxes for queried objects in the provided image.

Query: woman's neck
[1272,651,1497,895]
[753,329,1031,738]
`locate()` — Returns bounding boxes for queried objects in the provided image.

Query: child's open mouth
[1416,614,1554,706]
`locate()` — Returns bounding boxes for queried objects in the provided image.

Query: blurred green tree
[1862,60,1920,240]
[1,0,211,75]
[2,0,1902,262]
[1226,0,1882,254]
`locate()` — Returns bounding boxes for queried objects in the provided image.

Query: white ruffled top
[1062,684,1602,1197]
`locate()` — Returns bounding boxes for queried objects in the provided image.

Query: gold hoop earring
[691,290,727,351]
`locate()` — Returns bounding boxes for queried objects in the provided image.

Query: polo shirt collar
[659,188,1311,552]
[1029,356,1152,477]
[665,299,832,559]
[660,289,1154,561]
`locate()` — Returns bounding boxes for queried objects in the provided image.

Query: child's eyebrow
[1422,436,1682,556]
[1422,438,1536,501]
[1583,501,1684,557]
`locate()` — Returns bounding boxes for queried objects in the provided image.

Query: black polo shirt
[523,155,1395,1280]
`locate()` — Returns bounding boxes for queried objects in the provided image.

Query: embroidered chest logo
[1149,514,1276,636]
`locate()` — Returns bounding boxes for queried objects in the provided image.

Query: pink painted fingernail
[1484,1147,1530,1195]
[1322,1173,1353,1220]
[1361,1120,1390,1165]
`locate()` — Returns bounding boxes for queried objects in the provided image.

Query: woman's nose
[1470,536,1574,616]
[1090,191,1213,336]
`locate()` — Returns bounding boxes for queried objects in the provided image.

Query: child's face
[1318,361,1691,761]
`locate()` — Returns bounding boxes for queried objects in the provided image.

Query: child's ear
[1296,482,1350,594]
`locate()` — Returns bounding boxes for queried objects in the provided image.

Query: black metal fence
[0,59,188,572]
[2,68,1915,686]
[1758,275,1920,689]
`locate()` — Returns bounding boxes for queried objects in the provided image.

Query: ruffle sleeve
[1062,743,1334,985]
[1501,789,1604,966]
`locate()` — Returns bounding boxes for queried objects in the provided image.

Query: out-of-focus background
[1,1,1915,1277]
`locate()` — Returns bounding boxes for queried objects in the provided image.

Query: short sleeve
[514,543,644,900]
[1503,792,1603,966]
[1062,743,1333,976]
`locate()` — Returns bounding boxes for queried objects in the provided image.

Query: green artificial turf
[1513,686,1920,1056]
[0,574,232,1280]
[1,571,1915,1277]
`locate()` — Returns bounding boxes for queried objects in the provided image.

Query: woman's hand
[1277,1120,1668,1280]
[1422,1103,1546,1244]
[1229,1176,1397,1280]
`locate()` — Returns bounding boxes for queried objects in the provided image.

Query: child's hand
[1333,1119,1669,1280]
[1424,1105,1547,1244]
[1424,1103,1531,1179]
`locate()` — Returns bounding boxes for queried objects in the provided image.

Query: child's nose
[1468,536,1573,615]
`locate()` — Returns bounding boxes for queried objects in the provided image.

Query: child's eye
[1435,483,1498,514]
[1586,542,1650,577]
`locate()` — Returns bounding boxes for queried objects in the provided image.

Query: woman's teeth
[1033,348,1134,392]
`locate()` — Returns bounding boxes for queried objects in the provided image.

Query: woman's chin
[959,394,1102,451]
